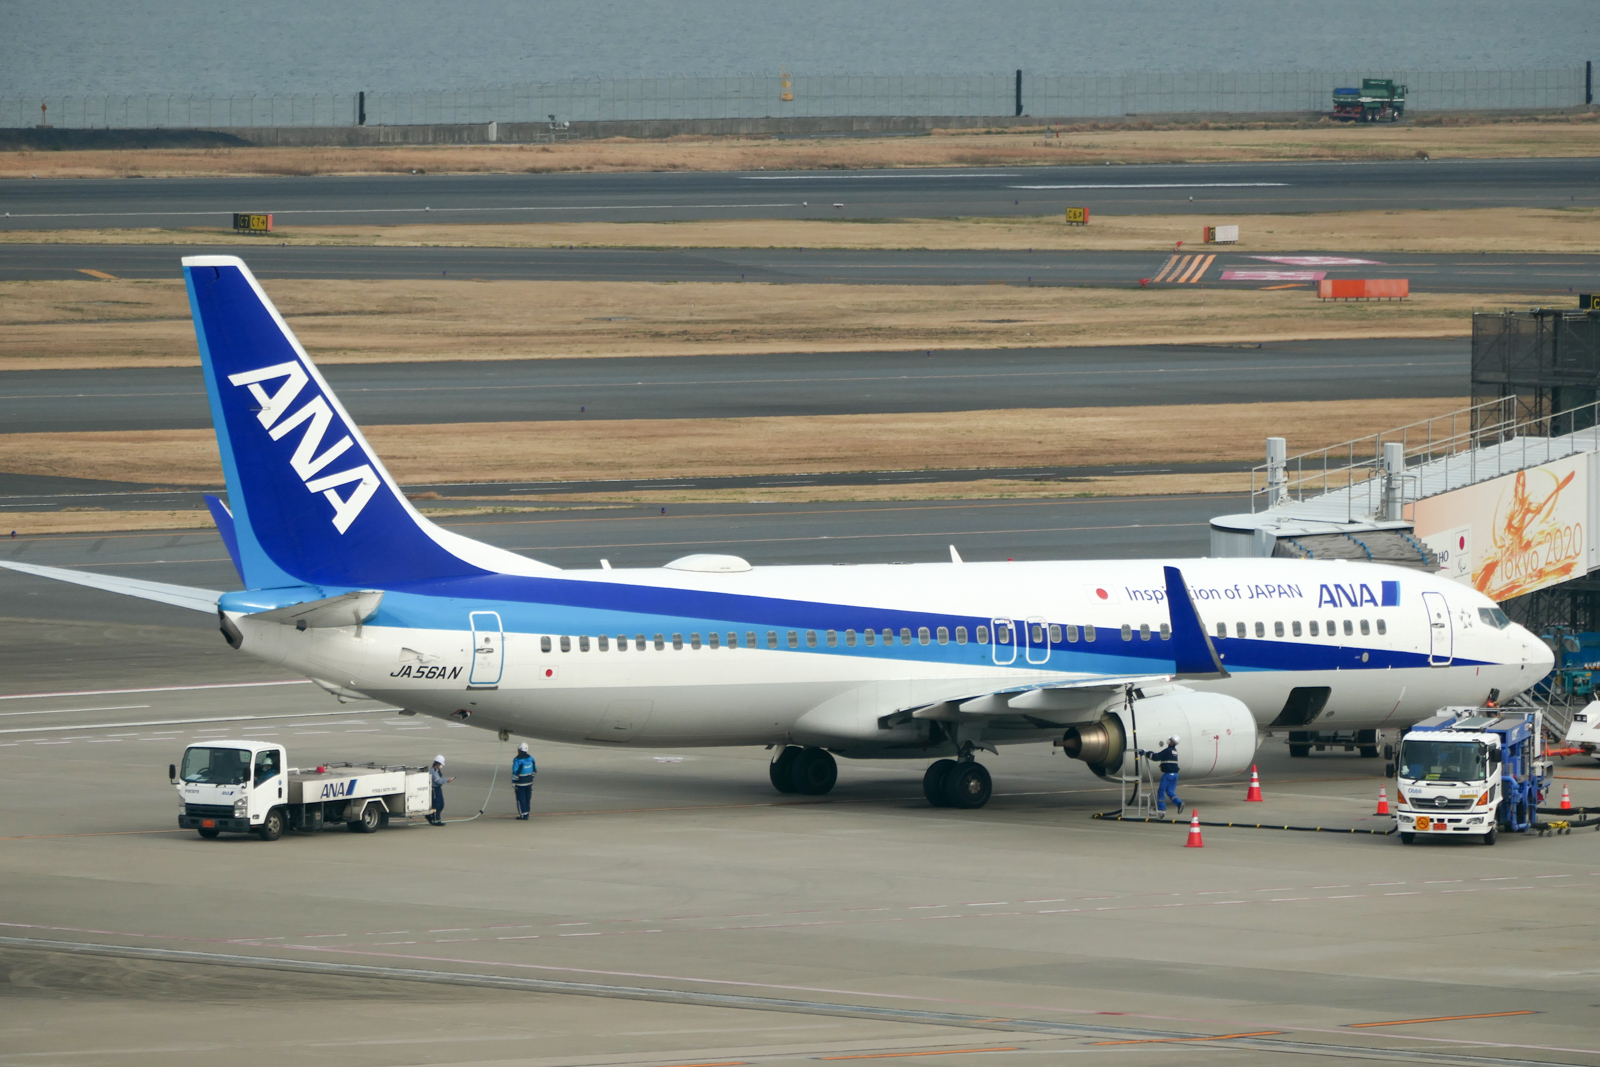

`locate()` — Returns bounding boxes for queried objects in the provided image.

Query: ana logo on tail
[229,361,379,533]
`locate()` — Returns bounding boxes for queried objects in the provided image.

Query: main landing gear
[923,757,992,809]
[769,746,838,795]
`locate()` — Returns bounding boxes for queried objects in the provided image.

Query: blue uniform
[1140,743,1182,814]
[511,751,537,818]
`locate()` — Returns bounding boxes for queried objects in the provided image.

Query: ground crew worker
[428,755,453,825]
[1138,735,1183,816]
[511,742,537,820]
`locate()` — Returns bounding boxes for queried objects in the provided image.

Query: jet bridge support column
[1265,436,1287,508]
[1382,441,1405,521]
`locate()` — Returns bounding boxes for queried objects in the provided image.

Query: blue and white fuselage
[1,256,1553,806]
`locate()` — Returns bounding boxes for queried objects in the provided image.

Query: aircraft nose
[1525,630,1554,675]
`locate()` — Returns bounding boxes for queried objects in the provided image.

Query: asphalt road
[5,242,1596,293]
[3,157,1599,229]
[3,514,1599,1067]
[0,339,1466,434]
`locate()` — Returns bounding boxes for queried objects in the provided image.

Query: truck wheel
[257,809,283,841]
[197,826,220,840]
[1289,744,1310,758]
[349,804,382,834]
[1483,828,1497,846]
[1399,831,1415,845]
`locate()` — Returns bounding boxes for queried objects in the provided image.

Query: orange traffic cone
[1245,765,1263,802]
[1184,810,1204,848]
[1560,785,1572,811]
[1375,787,1390,815]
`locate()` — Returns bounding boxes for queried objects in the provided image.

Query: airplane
[0,256,1555,809]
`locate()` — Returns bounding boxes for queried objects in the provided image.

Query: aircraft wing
[0,561,223,614]
[891,674,1170,727]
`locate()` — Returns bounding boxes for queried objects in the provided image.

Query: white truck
[171,740,433,840]
[1393,707,1550,845]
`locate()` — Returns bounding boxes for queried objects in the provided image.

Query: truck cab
[1394,708,1548,845]
[173,740,285,839]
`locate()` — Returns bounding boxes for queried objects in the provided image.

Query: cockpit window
[180,746,251,785]
[1478,607,1511,630]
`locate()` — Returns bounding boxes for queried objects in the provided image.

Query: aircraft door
[469,611,504,685]
[991,618,1017,665]
[1422,592,1452,667]
[1025,617,1051,665]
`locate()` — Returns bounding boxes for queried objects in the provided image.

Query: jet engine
[1057,688,1258,781]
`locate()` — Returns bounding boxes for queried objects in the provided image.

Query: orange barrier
[1318,278,1408,300]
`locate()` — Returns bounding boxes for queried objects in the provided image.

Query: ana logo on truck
[316,778,359,800]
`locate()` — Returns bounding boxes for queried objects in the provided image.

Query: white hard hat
[518,742,529,752]
[433,754,446,765]
[1169,735,1181,743]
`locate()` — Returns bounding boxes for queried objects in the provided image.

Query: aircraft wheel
[257,809,283,841]
[923,759,957,806]
[197,826,220,840]
[769,746,803,794]
[944,762,993,810]
[791,747,837,796]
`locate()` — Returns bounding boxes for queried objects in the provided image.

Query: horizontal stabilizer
[0,561,222,614]
[246,590,383,628]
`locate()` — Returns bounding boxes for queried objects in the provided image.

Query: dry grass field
[0,397,1464,489]
[8,206,1595,254]
[0,277,1513,371]
[2,114,1596,180]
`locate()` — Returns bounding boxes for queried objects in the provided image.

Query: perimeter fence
[2,67,1589,129]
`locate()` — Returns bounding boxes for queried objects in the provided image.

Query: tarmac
[3,157,1598,228]
[4,518,1600,1066]
[3,242,1595,294]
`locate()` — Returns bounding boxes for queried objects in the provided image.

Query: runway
[0,339,1465,434]
[3,157,1598,229]
[7,241,1591,293]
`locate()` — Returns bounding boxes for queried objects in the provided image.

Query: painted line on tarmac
[0,704,149,718]
[1349,1011,1540,1029]
[0,679,311,701]
[819,1047,1020,1059]
[0,937,1579,1065]
[0,706,394,734]
[1,203,800,220]
[1007,182,1289,190]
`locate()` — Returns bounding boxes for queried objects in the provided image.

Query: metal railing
[3,66,1588,129]
[1251,395,1600,520]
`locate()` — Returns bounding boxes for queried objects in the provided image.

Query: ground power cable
[443,759,499,824]
[1092,811,1396,835]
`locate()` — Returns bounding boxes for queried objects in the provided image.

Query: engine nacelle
[1058,689,1258,782]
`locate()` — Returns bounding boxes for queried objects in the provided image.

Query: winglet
[205,495,244,582]
[1163,565,1228,679]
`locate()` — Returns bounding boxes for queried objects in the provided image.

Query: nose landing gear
[923,756,992,809]
[769,745,838,795]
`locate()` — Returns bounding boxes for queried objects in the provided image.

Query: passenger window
[865,629,877,646]
[995,624,1010,645]
[767,631,778,649]
[1049,624,1062,643]
[579,635,590,652]
[1291,621,1301,637]
[976,625,989,644]
[918,627,930,645]
[1066,624,1079,643]
[805,630,816,648]
[708,632,719,649]
[560,636,572,653]
[1377,619,1386,635]
[541,636,552,653]
[253,750,280,786]
[1120,624,1132,641]
[1159,623,1170,641]
[1084,624,1096,642]
[1253,622,1264,638]
[1325,619,1336,637]
[884,629,896,646]
[655,634,666,650]
[671,633,683,650]
[1273,621,1284,638]
[598,634,610,651]
[955,626,967,644]
[827,630,838,648]
[845,629,856,647]
[936,626,949,645]
[1215,622,1226,638]
[1342,619,1353,637]
[745,632,756,648]
[1030,623,1044,643]
[788,631,800,649]
[1139,623,1150,641]
[1236,622,1246,639]
[901,627,913,645]
[636,634,647,650]
[690,633,701,649]
[1360,619,1370,636]
[1309,620,1319,636]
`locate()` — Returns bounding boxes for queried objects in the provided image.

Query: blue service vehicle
[1394,707,1551,845]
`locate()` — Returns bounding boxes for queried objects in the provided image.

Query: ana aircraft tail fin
[182,256,554,589]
